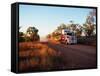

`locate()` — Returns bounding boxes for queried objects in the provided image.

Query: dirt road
[45,42,97,69]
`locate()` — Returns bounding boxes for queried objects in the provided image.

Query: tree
[26,26,40,41]
[69,20,77,32]
[60,23,67,29]
[83,23,95,36]
[27,27,38,35]
[83,9,96,36]
[57,23,67,30]
[70,20,74,24]
[19,32,24,37]
[19,27,25,42]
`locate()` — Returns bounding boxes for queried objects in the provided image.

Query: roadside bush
[19,37,25,42]
[77,36,96,45]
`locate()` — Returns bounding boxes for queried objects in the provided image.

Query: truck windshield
[67,33,73,36]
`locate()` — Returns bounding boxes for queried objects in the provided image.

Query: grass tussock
[19,42,65,72]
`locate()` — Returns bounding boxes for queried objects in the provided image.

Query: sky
[19,4,95,37]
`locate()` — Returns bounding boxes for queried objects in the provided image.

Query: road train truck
[60,29,77,44]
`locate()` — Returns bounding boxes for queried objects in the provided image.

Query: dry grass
[19,42,65,72]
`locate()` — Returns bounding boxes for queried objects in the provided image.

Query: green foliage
[82,9,96,36]
[75,29,82,37]
[55,22,83,37]
[19,37,25,42]
[19,32,25,42]
[19,32,24,37]
[83,23,95,36]
[19,26,40,42]
[24,37,31,42]
[77,36,96,45]
[27,27,38,35]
